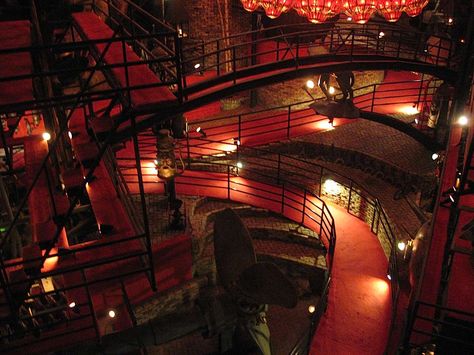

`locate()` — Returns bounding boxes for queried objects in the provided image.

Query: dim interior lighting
[68,131,73,139]
[196,126,207,137]
[42,132,51,141]
[194,63,201,69]
[397,241,406,251]
[347,16,352,21]
[308,305,316,314]
[68,301,76,308]
[306,80,315,89]
[460,38,465,43]
[457,115,469,126]
[323,179,341,195]
[328,86,335,95]
[431,153,439,161]
[236,161,243,169]
[414,118,419,124]
[378,31,385,38]
[448,18,453,24]
[387,274,392,281]
[108,309,116,318]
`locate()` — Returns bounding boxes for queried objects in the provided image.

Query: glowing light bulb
[329,86,335,95]
[308,305,316,314]
[458,115,468,126]
[236,161,243,169]
[397,241,406,251]
[42,132,51,141]
[431,153,439,161]
[68,302,76,308]
[108,310,116,318]
[306,80,315,89]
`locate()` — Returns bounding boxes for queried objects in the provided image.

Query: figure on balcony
[334,71,355,102]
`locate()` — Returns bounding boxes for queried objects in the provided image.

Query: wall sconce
[196,126,207,138]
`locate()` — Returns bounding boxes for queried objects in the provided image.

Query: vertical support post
[232,46,237,85]
[287,106,291,139]
[301,189,307,224]
[250,13,258,107]
[186,132,191,169]
[82,269,101,343]
[347,180,353,213]
[238,114,242,142]
[295,34,300,68]
[319,166,323,196]
[371,84,377,112]
[175,33,184,103]
[120,30,132,107]
[277,154,281,185]
[281,183,285,214]
[130,114,156,291]
[227,165,231,200]
[320,203,324,237]
[216,40,221,76]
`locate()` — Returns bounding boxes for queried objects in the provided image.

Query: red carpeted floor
[311,203,392,355]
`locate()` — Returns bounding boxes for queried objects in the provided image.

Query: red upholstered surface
[72,12,176,109]
[0,20,33,107]
[23,136,69,248]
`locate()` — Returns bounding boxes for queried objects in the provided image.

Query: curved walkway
[311,203,391,355]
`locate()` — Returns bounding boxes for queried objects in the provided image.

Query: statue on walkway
[318,73,332,101]
[334,71,355,102]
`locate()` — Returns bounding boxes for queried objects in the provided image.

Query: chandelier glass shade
[260,0,295,19]
[343,0,377,24]
[376,0,406,22]
[240,0,427,22]
[241,0,261,12]
[404,0,429,17]
[303,1,342,23]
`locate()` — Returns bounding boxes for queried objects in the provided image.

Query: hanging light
[240,0,260,12]
[303,0,342,23]
[260,0,295,19]
[343,0,377,24]
[404,0,428,17]
[293,0,308,16]
[377,0,406,22]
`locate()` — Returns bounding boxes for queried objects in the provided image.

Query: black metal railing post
[301,189,307,224]
[287,105,291,139]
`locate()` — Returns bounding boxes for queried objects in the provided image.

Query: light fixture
[303,0,342,24]
[42,132,51,141]
[457,115,469,126]
[108,309,116,318]
[306,79,315,89]
[240,0,260,12]
[68,301,76,308]
[431,153,439,161]
[397,241,406,251]
[323,178,340,195]
[194,63,201,69]
[308,305,316,314]
[378,31,385,38]
[236,161,243,169]
[196,126,207,137]
[260,0,294,19]
[404,0,428,17]
[233,137,241,146]
[68,131,73,139]
[376,0,406,22]
[328,86,335,95]
[387,274,392,280]
[347,16,353,21]
[414,118,419,124]
[448,17,453,25]
[343,0,377,24]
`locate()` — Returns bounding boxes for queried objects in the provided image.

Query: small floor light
[108,309,116,318]
[306,80,315,89]
[431,153,439,161]
[328,86,335,95]
[387,274,392,281]
[68,301,76,308]
[308,305,316,314]
[397,241,406,252]
[236,161,243,169]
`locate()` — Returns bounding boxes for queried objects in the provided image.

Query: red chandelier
[376,0,406,22]
[240,0,428,22]
[404,0,429,17]
[303,1,342,24]
[241,0,261,12]
[260,0,295,19]
[343,0,377,24]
